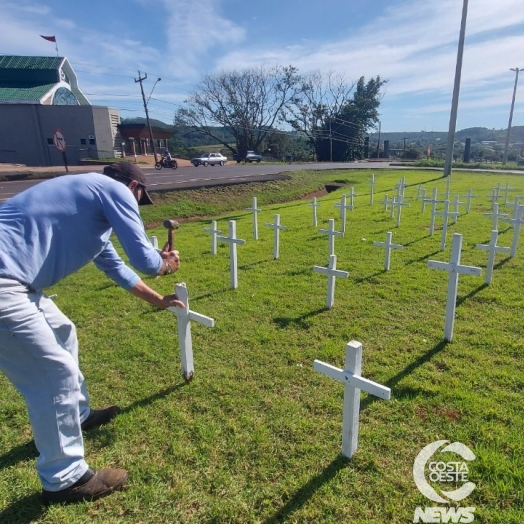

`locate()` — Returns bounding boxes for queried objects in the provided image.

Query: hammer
[163,219,180,250]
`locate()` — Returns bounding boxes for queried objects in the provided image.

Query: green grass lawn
[0,169,523,523]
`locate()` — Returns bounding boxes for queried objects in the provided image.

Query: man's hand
[158,246,180,275]
[129,281,186,309]
[159,293,185,309]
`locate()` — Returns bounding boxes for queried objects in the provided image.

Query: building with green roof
[0,55,123,166]
[0,56,90,105]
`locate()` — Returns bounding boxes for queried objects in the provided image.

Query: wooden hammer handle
[167,229,174,251]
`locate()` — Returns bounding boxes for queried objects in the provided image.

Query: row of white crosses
[166,183,522,457]
[198,183,523,319]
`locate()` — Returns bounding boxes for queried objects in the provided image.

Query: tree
[175,65,302,158]
[285,72,386,161]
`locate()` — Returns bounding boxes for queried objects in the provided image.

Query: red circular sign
[53,129,67,152]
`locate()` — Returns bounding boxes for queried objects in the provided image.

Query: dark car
[233,150,262,163]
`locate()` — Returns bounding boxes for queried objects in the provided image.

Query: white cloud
[161,0,246,79]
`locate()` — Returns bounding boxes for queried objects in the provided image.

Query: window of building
[47,138,53,145]
[89,138,96,145]
[80,138,86,145]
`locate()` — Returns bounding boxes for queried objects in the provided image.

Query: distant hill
[121,118,524,150]
[121,117,173,130]
[369,127,524,146]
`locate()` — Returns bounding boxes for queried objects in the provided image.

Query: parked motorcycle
[155,157,178,170]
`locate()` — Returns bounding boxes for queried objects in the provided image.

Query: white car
[191,152,227,167]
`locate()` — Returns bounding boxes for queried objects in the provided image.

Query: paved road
[1,161,520,203]
[0,161,394,202]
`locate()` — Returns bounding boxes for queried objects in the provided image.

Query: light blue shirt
[0,173,163,291]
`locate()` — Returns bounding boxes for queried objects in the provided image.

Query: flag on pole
[40,35,59,56]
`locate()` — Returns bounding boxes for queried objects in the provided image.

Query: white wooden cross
[167,282,215,383]
[319,219,344,257]
[476,230,510,284]
[334,195,352,233]
[428,233,482,342]
[246,197,261,240]
[426,188,445,236]
[150,235,160,251]
[313,340,391,458]
[443,176,452,201]
[420,189,428,212]
[505,196,523,229]
[203,220,222,255]
[380,194,392,211]
[369,174,375,205]
[395,176,406,198]
[264,214,287,259]
[217,220,246,289]
[307,197,320,227]
[502,182,514,206]
[484,203,508,231]
[313,254,349,309]
[391,194,410,227]
[373,232,403,270]
[416,184,424,201]
[502,204,524,257]
[487,188,502,209]
[434,200,459,251]
[346,187,358,210]
[389,196,397,219]
[451,195,463,224]
[461,189,477,214]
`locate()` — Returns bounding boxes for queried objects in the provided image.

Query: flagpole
[40,35,59,56]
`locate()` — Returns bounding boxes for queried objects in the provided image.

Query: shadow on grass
[456,282,489,307]
[360,340,449,411]
[354,270,386,283]
[285,268,311,277]
[0,440,38,472]
[263,455,349,524]
[493,256,511,270]
[478,227,511,245]
[238,259,273,271]
[405,249,441,265]
[0,383,187,472]
[0,493,45,523]
[273,307,326,329]
[403,235,430,247]
[121,382,187,415]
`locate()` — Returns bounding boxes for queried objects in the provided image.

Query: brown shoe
[81,406,121,431]
[42,468,127,504]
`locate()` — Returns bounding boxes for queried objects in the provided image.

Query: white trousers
[0,278,91,491]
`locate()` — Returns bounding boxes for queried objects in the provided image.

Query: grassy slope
[0,169,523,523]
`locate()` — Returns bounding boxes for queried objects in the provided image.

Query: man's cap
[103,162,153,205]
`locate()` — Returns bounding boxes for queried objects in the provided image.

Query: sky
[2,0,524,133]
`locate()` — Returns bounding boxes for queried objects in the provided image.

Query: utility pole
[403,136,407,159]
[135,71,158,164]
[376,121,381,158]
[443,0,468,178]
[503,67,522,165]
[329,118,333,162]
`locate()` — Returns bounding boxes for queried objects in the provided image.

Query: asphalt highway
[0,161,397,202]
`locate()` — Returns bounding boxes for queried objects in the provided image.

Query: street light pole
[503,67,522,165]
[135,71,160,164]
[443,0,468,178]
